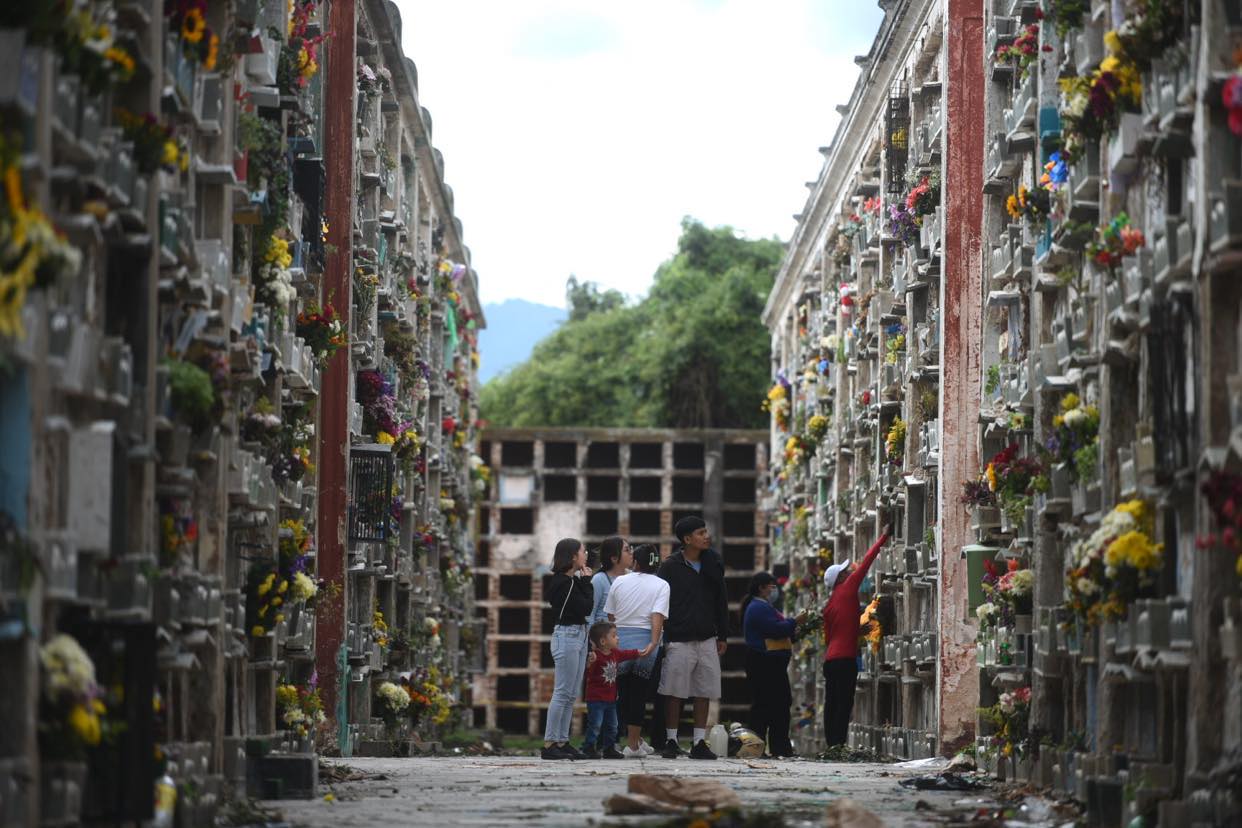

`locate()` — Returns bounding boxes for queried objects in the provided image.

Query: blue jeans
[544,624,588,744]
[582,700,618,750]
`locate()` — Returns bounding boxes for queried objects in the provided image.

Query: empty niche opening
[672,476,705,504]
[722,510,754,538]
[500,508,534,534]
[587,509,619,536]
[723,476,756,504]
[629,442,663,468]
[628,476,661,503]
[473,572,489,601]
[629,509,662,537]
[721,675,748,703]
[722,544,755,570]
[480,440,493,461]
[499,574,533,601]
[476,539,491,568]
[496,672,529,698]
[724,443,756,470]
[496,640,531,665]
[543,441,577,468]
[501,441,535,466]
[542,474,576,502]
[497,707,528,733]
[478,509,492,535]
[725,575,751,603]
[673,442,704,470]
[498,607,531,635]
[586,476,620,502]
[586,442,620,469]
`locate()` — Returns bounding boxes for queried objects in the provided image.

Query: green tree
[480,219,783,429]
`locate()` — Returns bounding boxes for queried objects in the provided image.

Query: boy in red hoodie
[581,621,654,758]
[821,525,890,747]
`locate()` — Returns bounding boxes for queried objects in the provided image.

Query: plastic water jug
[708,724,729,757]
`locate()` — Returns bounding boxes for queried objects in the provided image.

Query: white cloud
[394,0,883,308]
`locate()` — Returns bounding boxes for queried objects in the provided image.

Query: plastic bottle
[152,772,176,828]
[708,724,728,757]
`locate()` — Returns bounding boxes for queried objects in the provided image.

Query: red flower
[777,576,789,586]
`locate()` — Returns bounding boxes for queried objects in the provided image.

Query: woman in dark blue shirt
[740,571,805,757]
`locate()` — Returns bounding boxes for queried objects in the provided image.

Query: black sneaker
[540,744,570,760]
[579,746,602,759]
[659,739,684,759]
[563,744,589,760]
[601,746,625,760]
[689,740,717,760]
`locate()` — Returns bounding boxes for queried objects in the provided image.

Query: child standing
[581,621,653,758]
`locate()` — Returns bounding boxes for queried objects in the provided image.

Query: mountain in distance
[477,299,567,383]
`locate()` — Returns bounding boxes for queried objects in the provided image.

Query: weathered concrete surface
[266,756,985,827]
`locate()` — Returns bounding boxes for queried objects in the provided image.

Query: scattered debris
[898,773,987,792]
[946,752,977,773]
[892,757,950,771]
[824,798,885,828]
[603,774,741,815]
[813,744,883,763]
[217,797,287,827]
[318,762,389,784]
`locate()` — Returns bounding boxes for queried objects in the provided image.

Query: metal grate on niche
[348,444,395,542]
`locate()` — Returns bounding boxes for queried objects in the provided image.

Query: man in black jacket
[656,515,729,759]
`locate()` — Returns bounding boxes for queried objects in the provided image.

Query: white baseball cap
[823,563,849,594]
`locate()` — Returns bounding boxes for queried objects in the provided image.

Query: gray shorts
[657,639,721,700]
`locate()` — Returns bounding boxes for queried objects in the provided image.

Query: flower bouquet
[276,676,327,739]
[39,635,106,760]
[979,686,1031,759]
[1043,392,1099,482]
[961,444,1046,525]
[374,680,410,730]
[995,20,1050,80]
[166,0,221,71]
[1065,500,1163,623]
[1059,43,1142,154]
[1198,471,1242,580]
[1086,211,1144,270]
[296,300,346,367]
[885,418,906,466]
[887,204,920,246]
[763,380,791,432]
[1006,185,1051,224]
[905,174,940,218]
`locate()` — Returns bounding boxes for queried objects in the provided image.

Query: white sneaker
[639,739,655,756]
[622,745,646,759]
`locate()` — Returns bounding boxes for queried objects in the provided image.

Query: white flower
[290,571,318,602]
[375,681,409,713]
[976,602,997,622]
[40,634,97,700]
[1076,577,1099,595]
[1063,408,1086,426]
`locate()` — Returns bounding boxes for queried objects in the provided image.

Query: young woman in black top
[542,537,594,760]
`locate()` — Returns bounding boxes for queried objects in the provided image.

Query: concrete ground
[263,754,1008,827]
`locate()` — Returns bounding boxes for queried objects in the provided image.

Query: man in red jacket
[821,525,890,747]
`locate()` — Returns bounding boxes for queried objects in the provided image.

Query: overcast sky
[394,0,884,308]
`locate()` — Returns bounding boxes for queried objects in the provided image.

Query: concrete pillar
[937,0,985,754]
[315,0,358,733]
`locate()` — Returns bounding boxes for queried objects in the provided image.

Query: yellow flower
[182,8,206,44]
[376,431,396,445]
[1006,194,1022,220]
[1114,500,1146,524]
[1104,531,1162,572]
[986,463,998,492]
[205,34,219,71]
[275,613,285,623]
[4,166,23,214]
[1099,55,1120,75]
[251,625,266,637]
[278,579,288,594]
[1236,554,1242,579]
[1103,30,1122,55]
[68,704,101,746]
[104,46,135,78]
[1052,415,1064,427]
[1060,393,1080,412]
[162,140,179,168]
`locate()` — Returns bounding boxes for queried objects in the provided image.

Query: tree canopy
[480,219,783,430]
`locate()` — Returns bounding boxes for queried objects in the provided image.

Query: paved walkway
[265,755,996,827]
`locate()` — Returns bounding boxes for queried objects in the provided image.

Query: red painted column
[938,0,985,754]
[315,0,356,728]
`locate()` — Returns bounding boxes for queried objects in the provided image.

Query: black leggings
[822,657,859,747]
[744,649,793,755]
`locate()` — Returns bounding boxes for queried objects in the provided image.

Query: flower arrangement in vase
[979,687,1032,759]
[1199,471,1242,580]
[1042,392,1099,482]
[1065,499,1163,623]
[961,444,1046,525]
[1086,212,1145,271]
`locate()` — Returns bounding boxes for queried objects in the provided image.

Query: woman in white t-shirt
[603,543,670,758]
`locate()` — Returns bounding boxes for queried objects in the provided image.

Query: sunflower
[182,8,206,44]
